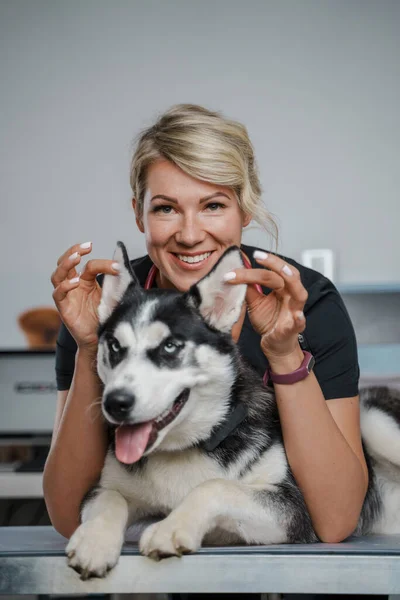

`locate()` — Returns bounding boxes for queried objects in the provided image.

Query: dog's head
[97,242,247,463]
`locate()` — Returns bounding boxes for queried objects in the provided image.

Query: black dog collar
[201,403,248,452]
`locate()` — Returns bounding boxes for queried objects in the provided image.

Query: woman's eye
[153,205,174,214]
[206,202,224,211]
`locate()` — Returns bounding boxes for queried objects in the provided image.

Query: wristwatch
[263,350,315,385]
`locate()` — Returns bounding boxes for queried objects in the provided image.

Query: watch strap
[263,350,315,385]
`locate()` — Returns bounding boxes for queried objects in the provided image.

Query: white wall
[1,0,399,347]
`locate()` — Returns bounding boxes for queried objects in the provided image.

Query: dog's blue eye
[109,339,121,353]
[163,341,179,354]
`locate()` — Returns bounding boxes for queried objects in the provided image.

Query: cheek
[144,216,174,247]
[207,213,243,243]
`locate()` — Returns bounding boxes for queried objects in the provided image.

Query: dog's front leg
[140,478,288,559]
[66,488,129,579]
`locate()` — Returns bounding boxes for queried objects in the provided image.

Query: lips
[170,250,215,270]
[153,388,190,433]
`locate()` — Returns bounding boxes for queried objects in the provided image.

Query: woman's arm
[45,242,120,538]
[43,346,108,539]
[268,347,368,543]
[225,250,368,542]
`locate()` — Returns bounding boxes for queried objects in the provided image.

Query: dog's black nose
[104,390,135,421]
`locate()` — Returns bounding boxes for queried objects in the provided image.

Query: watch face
[307,356,316,373]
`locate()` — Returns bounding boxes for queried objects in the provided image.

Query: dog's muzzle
[111,388,190,465]
[104,389,135,422]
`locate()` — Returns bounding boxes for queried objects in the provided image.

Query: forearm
[268,346,368,543]
[43,347,108,539]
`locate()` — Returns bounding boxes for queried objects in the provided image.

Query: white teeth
[155,406,171,423]
[177,252,211,264]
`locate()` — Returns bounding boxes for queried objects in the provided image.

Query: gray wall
[1,0,399,347]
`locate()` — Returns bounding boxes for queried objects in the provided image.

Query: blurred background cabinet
[338,283,400,387]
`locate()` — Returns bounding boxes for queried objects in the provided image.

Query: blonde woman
[45,105,368,583]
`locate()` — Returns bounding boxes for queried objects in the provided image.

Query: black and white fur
[66,243,400,579]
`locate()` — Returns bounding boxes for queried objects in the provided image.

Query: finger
[281,295,307,334]
[261,311,306,340]
[223,267,285,294]
[295,310,306,333]
[52,275,81,305]
[253,251,308,309]
[244,281,268,308]
[260,297,306,341]
[79,258,120,282]
[56,241,93,267]
[51,250,84,288]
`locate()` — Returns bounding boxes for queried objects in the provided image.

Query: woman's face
[134,160,251,291]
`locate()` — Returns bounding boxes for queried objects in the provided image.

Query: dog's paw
[139,517,201,560]
[66,520,123,580]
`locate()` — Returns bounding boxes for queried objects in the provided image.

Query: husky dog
[66,243,400,579]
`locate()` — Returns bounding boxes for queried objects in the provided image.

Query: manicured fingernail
[112,262,120,271]
[254,250,269,261]
[282,265,293,276]
[297,311,305,321]
[70,276,80,284]
[223,271,236,281]
[80,241,92,249]
[69,252,80,261]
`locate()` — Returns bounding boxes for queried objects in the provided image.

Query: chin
[168,273,202,292]
[172,267,215,290]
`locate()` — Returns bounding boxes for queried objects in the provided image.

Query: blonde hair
[130,104,278,247]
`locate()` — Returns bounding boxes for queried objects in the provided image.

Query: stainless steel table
[1,526,400,595]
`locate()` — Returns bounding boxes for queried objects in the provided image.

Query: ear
[185,246,247,333]
[98,242,140,324]
[242,211,252,227]
[132,197,145,233]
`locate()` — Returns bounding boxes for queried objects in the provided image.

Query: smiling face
[133,160,251,291]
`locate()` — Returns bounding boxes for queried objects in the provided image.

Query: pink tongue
[115,422,153,464]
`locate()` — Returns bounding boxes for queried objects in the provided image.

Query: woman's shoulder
[128,254,153,285]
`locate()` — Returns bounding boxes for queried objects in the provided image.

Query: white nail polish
[80,242,91,249]
[69,251,79,261]
[70,276,80,284]
[297,311,305,321]
[282,265,293,276]
[112,262,120,271]
[254,250,269,261]
[223,271,236,281]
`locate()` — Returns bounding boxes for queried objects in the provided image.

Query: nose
[175,214,206,247]
[104,389,135,421]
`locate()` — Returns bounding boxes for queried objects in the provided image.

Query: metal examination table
[1,526,400,596]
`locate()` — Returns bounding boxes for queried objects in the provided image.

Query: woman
[44,104,368,552]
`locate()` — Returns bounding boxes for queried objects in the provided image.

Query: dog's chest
[100,441,289,515]
[101,449,224,512]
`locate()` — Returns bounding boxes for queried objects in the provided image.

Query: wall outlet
[301,249,335,282]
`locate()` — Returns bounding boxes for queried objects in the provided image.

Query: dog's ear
[98,242,140,323]
[185,246,247,333]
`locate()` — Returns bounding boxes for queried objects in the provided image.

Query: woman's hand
[224,250,308,360]
[51,242,120,350]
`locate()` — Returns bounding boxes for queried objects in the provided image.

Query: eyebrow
[150,192,231,204]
